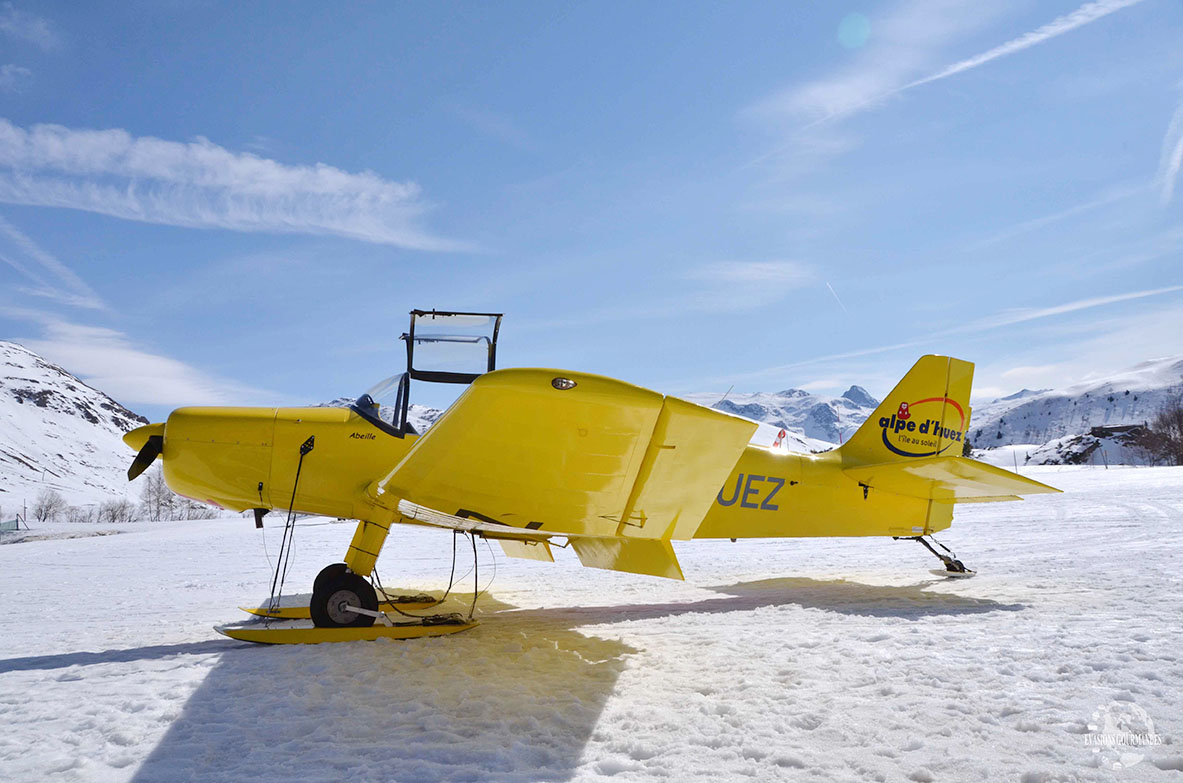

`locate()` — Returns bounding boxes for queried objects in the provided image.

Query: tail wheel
[310,572,379,628]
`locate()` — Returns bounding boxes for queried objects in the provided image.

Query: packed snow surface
[1,466,1180,781]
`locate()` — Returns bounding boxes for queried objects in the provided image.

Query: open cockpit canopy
[353,309,503,436]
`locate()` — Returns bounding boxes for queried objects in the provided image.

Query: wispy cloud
[444,101,532,151]
[0,215,104,309]
[656,260,816,315]
[0,3,60,51]
[973,302,1183,402]
[0,118,468,250]
[2,307,285,408]
[695,284,1183,388]
[747,0,1146,165]
[900,0,1147,97]
[1157,92,1183,205]
[0,63,30,92]
[520,260,814,331]
[746,0,1003,127]
[972,285,1183,330]
[965,183,1147,251]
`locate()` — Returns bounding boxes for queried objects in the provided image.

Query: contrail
[825,281,849,314]
[802,0,1147,130]
[902,0,1148,93]
[1158,97,1183,205]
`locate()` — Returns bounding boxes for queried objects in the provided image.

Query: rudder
[840,355,974,466]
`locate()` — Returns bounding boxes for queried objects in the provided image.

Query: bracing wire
[477,536,497,605]
[259,517,274,573]
[469,532,479,620]
[266,436,314,613]
[371,529,463,621]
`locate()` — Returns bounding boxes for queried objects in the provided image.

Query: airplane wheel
[313,562,349,595]
[310,573,379,628]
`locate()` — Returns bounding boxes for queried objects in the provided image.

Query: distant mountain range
[0,340,146,508]
[2,342,1179,509]
[319,396,444,435]
[967,356,1183,448]
[683,385,880,452]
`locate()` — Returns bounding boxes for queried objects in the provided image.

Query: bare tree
[65,504,95,524]
[139,467,175,522]
[1151,388,1183,466]
[98,499,139,524]
[32,488,67,524]
[135,466,216,520]
[177,498,216,520]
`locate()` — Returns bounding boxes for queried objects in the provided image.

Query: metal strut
[266,435,316,613]
[895,535,970,573]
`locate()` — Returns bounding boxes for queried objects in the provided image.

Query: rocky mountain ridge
[0,340,146,508]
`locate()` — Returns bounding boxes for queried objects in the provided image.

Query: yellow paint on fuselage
[138,402,950,545]
[153,406,417,520]
[694,445,950,540]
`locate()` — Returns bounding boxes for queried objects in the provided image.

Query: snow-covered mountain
[968,356,1183,450]
[684,385,879,452]
[0,341,147,508]
[318,396,443,434]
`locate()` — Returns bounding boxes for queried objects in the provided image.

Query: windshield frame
[350,372,413,438]
[350,309,504,440]
[403,309,503,384]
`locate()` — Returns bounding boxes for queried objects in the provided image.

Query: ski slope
[1,467,1181,781]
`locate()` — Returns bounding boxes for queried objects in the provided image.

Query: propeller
[128,434,163,481]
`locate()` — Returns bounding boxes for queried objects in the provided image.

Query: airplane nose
[125,422,166,480]
[153,407,278,511]
[124,422,165,451]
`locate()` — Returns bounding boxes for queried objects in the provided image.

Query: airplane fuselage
[134,406,949,544]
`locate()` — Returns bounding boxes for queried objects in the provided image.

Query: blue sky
[1,0,1181,420]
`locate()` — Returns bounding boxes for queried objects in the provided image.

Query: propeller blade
[128,434,163,481]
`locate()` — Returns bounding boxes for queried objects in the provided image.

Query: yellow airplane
[123,310,1059,644]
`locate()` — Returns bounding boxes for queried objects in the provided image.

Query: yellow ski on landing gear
[217,618,477,644]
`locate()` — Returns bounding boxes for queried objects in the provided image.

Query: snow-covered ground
[1,467,1181,782]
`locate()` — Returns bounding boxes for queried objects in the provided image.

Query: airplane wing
[370,368,757,578]
[843,456,1062,503]
[396,499,687,577]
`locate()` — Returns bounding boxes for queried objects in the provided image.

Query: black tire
[310,573,379,628]
[313,563,349,595]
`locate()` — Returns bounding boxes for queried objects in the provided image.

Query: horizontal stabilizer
[570,537,684,580]
[844,456,1061,503]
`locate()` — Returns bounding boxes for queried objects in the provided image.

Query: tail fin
[840,355,974,466]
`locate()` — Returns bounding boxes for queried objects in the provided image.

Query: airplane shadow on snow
[111,578,1022,783]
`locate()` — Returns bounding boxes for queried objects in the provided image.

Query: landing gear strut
[895,535,975,577]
